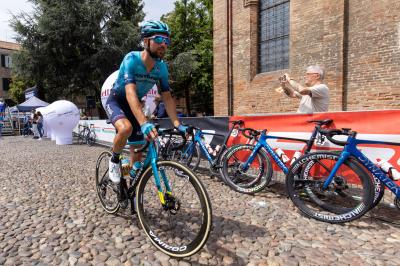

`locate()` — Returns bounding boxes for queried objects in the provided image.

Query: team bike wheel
[87,131,96,146]
[300,152,385,212]
[135,161,212,257]
[222,144,272,194]
[172,142,201,171]
[95,151,120,214]
[78,128,89,145]
[286,152,374,223]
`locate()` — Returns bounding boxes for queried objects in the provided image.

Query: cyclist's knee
[116,123,133,138]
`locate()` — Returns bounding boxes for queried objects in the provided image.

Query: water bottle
[121,158,130,179]
[275,148,290,163]
[130,161,143,178]
[211,145,221,156]
[376,159,400,181]
[205,143,214,154]
[290,151,302,165]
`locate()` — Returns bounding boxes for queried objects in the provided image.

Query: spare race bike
[286,127,395,224]
[222,119,335,194]
[95,128,212,257]
[170,120,248,180]
[77,123,96,146]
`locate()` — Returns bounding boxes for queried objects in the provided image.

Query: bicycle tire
[87,131,96,146]
[135,160,212,257]
[172,142,201,171]
[222,144,273,194]
[286,151,374,223]
[302,152,385,211]
[95,151,120,214]
[78,128,89,145]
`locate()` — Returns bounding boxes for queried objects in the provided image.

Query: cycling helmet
[141,20,170,38]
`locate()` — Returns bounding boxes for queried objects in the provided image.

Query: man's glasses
[149,35,171,46]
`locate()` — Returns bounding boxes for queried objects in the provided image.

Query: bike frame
[183,123,242,169]
[127,140,172,205]
[323,136,400,197]
[242,129,322,175]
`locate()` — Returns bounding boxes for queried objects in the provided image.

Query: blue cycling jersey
[113,51,170,99]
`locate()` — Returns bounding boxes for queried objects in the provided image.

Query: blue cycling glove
[141,122,155,139]
[177,124,188,134]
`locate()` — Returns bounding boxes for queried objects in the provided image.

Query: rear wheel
[286,152,374,223]
[95,151,120,214]
[136,161,212,257]
[87,130,96,146]
[78,128,89,145]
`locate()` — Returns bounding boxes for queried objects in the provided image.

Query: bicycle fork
[151,160,172,206]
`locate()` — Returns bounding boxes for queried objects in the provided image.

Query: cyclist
[104,20,188,184]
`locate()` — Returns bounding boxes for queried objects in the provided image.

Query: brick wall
[346,0,400,110]
[213,0,400,115]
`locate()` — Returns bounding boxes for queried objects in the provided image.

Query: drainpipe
[227,0,233,116]
[342,0,349,111]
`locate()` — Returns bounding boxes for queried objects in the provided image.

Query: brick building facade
[213,0,400,115]
[0,41,20,103]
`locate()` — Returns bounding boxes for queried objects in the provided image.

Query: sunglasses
[149,35,171,46]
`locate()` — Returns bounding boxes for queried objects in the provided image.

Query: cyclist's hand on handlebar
[176,124,189,134]
[141,122,158,141]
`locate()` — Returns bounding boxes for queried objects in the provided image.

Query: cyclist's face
[148,34,169,59]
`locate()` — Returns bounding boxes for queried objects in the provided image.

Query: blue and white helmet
[140,20,170,38]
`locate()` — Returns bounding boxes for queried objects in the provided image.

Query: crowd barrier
[229,110,400,175]
[77,110,400,171]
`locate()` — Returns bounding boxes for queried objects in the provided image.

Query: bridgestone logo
[149,230,187,252]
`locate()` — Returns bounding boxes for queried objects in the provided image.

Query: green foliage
[162,0,213,115]
[10,0,144,102]
[8,74,32,103]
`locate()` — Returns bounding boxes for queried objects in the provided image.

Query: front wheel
[172,142,201,171]
[135,161,212,257]
[286,152,374,223]
[222,144,272,194]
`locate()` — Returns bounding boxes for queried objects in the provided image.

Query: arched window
[259,0,290,73]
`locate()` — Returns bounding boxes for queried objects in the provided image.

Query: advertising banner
[230,110,400,172]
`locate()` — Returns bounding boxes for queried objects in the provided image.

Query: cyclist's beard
[146,46,160,59]
[145,40,165,59]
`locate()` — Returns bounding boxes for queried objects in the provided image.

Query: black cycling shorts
[104,89,143,143]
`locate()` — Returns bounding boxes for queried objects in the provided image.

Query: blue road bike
[286,127,396,223]
[171,120,246,179]
[95,128,212,257]
[222,120,336,194]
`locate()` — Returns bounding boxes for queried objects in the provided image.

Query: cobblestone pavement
[1,136,400,266]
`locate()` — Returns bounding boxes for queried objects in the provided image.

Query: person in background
[32,113,39,139]
[152,94,168,119]
[141,97,152,120]
[36,111,44,140]
[279,65,329,114]
[0,98,5,139]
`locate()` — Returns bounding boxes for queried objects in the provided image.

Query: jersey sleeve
[311,84,329,98]
[159,63,170,92]
[121,53,136,86]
